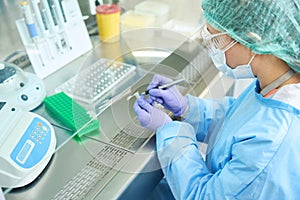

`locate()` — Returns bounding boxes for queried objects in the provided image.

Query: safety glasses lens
[200,25,234,53]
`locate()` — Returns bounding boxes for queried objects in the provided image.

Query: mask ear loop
[247,54,256,65]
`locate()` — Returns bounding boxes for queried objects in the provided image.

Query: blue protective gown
[155,80,300,200]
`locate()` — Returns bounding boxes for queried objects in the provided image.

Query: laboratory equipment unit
[0,102,56,188]
[0,62,45,111]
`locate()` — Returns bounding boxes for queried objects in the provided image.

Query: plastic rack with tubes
[15,0,93,79]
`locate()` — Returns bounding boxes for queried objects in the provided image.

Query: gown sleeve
[156,120,284,200]
[183,95,235,142]
[155,81,285,199]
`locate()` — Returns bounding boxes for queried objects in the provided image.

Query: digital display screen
[0,102,6,110]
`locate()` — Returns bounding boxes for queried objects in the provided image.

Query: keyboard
[56,58,136,104]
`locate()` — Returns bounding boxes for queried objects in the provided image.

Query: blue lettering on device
[10,117,51,168]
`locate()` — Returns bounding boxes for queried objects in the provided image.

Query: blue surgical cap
[202,0,300,73]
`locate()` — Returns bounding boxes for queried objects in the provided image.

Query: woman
[134,0,300,199]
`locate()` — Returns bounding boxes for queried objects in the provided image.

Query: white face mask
[210,48,256,79]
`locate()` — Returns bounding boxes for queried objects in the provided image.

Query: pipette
[42,0,64,54]
[52,0,71,50]
[20,1,45,66]
[20,1,38,41]
[31,0,55,60]
[127,78,186,101]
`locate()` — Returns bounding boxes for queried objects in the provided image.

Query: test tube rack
[15,0,93,79]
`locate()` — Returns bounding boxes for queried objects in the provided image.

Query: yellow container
[96,4,121,43]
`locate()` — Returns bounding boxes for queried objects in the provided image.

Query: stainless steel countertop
[3,25,235,199]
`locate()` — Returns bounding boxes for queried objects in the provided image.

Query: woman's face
[206,23,254,70]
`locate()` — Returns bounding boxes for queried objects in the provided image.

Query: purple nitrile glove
[147,74,188,116]
[134,95,172,131]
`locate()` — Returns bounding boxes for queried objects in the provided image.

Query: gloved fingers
[134,100,151,128]
[147,74,173,90]
[148,88,167,98]
[145,97,155,105]
[147,82,159,91]
[133,100,145,115]
[149,88,179,103]
[150,95,163,104]
[137,96,153,113]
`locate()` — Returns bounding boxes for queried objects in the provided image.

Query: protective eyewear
[200,25,237,54]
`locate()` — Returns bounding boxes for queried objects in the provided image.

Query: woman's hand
[147,74,188,116]
[134,96,172,131]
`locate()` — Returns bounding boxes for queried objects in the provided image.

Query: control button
[21,94,28,101]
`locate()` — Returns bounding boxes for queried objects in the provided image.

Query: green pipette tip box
[44,92,100,137]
